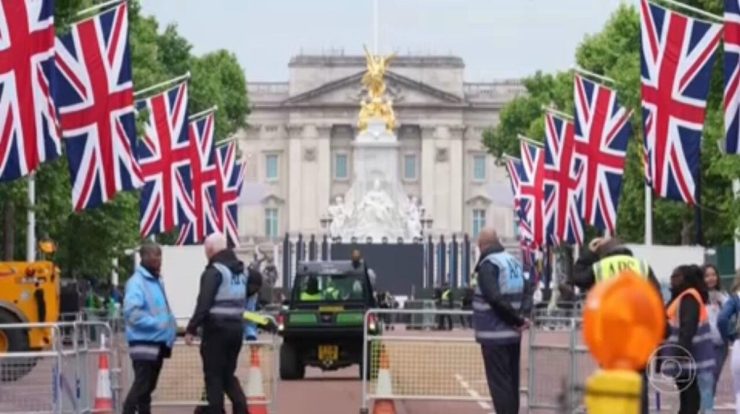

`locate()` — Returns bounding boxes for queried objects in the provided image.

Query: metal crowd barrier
[117,316,280,413]
[0,321,115,414]
[359,308,528,413]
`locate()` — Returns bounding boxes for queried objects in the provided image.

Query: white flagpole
[654,0,723,23]
[542,106,574,120]
[517,134,543,147]
[734,179,739,271]
[573,66,617,85]
[645,183,653,245]
[26,173,36,262]
[76,0,123,16]
[373,0,379,54]
[189,105,218,122]
[133,72,191,100]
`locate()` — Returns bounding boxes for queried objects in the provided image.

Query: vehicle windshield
[294,273,368,302]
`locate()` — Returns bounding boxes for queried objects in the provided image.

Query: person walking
[572,236,663,414]
[665,265,715,414]
[473,227,531,414]
[184,233,251,414]
[122,242,176,414]
[717,269,740,414]
[701,264,730,412]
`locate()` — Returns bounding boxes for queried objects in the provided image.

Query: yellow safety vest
[324,287,340,300]
[300,292,322,301]
[593,255,649,283]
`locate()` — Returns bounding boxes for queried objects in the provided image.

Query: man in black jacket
[185,233,266,414]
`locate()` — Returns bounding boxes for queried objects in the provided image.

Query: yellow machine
[0,238,60,381]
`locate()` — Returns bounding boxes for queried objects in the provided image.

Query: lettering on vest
[595,255,647,282]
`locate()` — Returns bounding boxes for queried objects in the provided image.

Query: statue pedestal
[352,118,400,186]
[326,118,422,242]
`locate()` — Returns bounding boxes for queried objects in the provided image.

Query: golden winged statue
[358,46,397,132]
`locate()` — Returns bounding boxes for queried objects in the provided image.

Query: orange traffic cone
[246,346,268,414]
[372,345,396,414]
[93,344,113,412]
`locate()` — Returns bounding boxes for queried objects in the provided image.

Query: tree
[483,2,740,246]
[0,0,251,279]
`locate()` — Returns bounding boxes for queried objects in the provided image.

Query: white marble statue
[328,196,347,237]
[405,196,422,238]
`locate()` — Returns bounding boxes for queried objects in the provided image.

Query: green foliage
[483,2,740,245]
[0,1,250,278]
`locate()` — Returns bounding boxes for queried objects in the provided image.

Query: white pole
[26,173,36,262]
[111,257,119,287]
[373,0,379,54]
[733,179,739,271]
[645,183,653,245]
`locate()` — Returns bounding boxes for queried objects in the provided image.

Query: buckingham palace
[234,53,525,247]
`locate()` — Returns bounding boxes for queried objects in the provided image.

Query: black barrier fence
[278,233,524,296]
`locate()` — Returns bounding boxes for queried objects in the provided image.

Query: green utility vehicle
[277,260,381,380]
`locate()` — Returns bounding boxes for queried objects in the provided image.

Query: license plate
[318,345,338,362]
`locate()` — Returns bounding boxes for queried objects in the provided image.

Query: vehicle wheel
[279,342,304,380]
[0,309,37,382]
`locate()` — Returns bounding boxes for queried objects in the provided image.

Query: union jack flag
[519,140,546,248]
[724,0,740,154]
[505,156,533,243]
[55,3,142,210]
[215,142,245,247]
[543,113,584,245]
[573,74,633,234]
[176,114,221,246]
[0,0,60,181]
[640,0,721,204]
[137,82,193,238]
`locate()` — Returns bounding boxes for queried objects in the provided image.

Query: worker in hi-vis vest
[300,276,322,301]
[571,237,664,414]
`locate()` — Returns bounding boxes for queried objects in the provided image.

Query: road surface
[2,324,738,413]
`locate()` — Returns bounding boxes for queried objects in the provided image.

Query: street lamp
[320,215,332,234]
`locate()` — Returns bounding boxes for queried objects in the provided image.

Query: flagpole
[373,0,379,54]
[733,179,739,273]
[517,134,543,147]
[654,0,723,23]
[695,157,704,245]
[189,105,218,122]
[644,183,653,245]
[133,72,191,100]
[26,173,35,262]
[76,0,124,16]
[542,106,573,120]
[573,66,616,85]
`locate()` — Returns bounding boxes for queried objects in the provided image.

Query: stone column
[316,125,332,235]
[420,126,436,227]
[287,125,303,234]
[448,126,465,235]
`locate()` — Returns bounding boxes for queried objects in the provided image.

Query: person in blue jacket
[122,242,176,414]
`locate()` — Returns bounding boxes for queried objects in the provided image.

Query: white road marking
[454,373,495,412]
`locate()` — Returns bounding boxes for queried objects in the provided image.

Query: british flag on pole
[543,113,584,245]
[136,82,194,238]
[0,0,60,182]
[724,0,740,154]
[55,2,142,210]
[505,156,532,243]
[573,74,633,234]
[176,113,221,246]
[215,142,245,247]
[640,0,721,204]
[518,140,546,248]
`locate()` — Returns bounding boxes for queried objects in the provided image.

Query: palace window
[472,209,486,238]
[403,154,417,181]
[473,154,486,181]
[265,208,279,238]
[265,154,278,181]
[334,153,348,180]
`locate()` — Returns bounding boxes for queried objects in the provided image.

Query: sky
[140,0,634,82]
